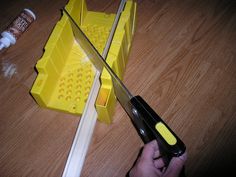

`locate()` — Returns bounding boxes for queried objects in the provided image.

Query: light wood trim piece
[62,72,100,177]
[62,1,127,176]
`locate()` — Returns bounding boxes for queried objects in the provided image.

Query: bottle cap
[0,37,11,50]
[24,9,36,20]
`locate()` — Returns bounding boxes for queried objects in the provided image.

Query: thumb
[140,140,158,161]
[163,152,187,177]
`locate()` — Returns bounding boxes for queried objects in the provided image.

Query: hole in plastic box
[59,88,64,93]
[67,84,72,89]
[75,97,80,101]
[66,96,71,101]
[60,82,65,87]
[58,95,64,99]
[67,90,72,95]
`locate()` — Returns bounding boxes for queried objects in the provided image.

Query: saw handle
[130,95,186,158]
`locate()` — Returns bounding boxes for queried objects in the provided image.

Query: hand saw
[63,4,186,159]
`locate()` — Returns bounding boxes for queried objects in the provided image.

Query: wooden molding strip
[62,1,127,176]
[62,72,100,177]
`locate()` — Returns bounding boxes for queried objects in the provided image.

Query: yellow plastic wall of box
[95,0,137,124]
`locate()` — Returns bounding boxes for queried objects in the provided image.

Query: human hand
[129,140,187,177]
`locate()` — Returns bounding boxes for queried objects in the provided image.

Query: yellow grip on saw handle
[130,96,186,158]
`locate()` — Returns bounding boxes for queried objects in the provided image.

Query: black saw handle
[130,95,186,158]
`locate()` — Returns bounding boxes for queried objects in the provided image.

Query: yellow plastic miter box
[31,0,136,124]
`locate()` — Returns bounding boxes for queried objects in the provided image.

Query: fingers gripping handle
[130,96,186,157]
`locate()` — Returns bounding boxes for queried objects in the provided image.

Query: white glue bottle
[0,9,36,50]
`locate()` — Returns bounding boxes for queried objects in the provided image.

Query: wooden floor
[0,0,236,177]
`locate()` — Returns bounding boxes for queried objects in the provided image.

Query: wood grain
[0,0,236,177]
